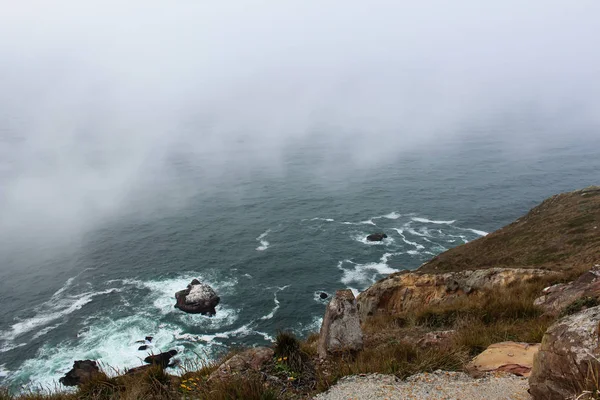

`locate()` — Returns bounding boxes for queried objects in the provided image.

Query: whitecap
[338,260,398,286]
[309,217,335,222]
[359,219,376,226]
[392,229,425,250]
[256,229,270,251]
[411,217,456,224]
[1,288,120,342]
[466,228,488,236]
[0,364,9,378]
[260,285,290,320]
[381,212,401,220]
[0,342,27,354]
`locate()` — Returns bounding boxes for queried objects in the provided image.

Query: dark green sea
[1,132,599,389]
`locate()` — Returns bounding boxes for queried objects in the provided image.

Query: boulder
[320,292,328,299]
[466,342,539,377]
[144,350,178,368]
[534,267,600,315]
[357,267,554,321]
[366,233,387,242]
[138,345,148,351]
[59,360,100,387]
[209,347,274,380]
[318,289,363,358]
[175,279,220,315]
[529,306,600,399]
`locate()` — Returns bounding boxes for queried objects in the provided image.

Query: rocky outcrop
[466,342,539,378]
[534,266,600,315]
[59,360,100,386]
[416,330,456,349]
[318,289,363,358]
[209,347,274,380]
[357,267,553,320]
[144,350,178,368]
[366,233,387,242]
[529,306,600,400]
[175,279,220,315]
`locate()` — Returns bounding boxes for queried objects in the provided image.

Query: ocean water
[1,132,599,391]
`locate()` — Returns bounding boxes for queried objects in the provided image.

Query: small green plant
[562,297,600,317]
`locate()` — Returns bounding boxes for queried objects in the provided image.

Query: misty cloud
[1,0,599,242]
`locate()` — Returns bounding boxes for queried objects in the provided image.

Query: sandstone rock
[366,233,387,242]
[466,342,539,378]
[144,350,178,368]
[416,330,456,349]
[529,306,600,400]
[175,279,220,315]
[357,267,554,321]
[318,289,363,358]
[59,360,100,386]
[209,347,274,380]
[534,266,600,315]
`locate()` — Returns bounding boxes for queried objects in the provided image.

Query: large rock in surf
[366,233,387,242]
[318,289,363,358]
[534,266,600,316]
[144,350,178,368]
[356,267,554,321]
[529,306,600,400]
[175,279,220,315]
[59,360,100,387]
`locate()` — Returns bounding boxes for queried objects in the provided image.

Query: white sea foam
[256,229,270,251]
[381,212,401,220]
[359,219,376,226]
[309,217,335,222]
[411,217,456,224]
[406,227,431,237]
[338,260,398,286]
[466,228,488,236]
[260,285,290,320]
[0,343,26,354]
[0,364,9,379]
[393,229,425,250]
[1,288,120,342]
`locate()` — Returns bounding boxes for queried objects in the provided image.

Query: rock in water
[529,306,600,399]
[59,360,100,386]
[138,345,148,351]
[144,350,178,368]
[366,233,387,242]
[175,279,220,315]
[318,289,363,358]
[320,292,328,299]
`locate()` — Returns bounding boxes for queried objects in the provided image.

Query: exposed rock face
[416,330,456,349]
[59,360,100,386]
[529,306,600,400]
[366,233,387,242]
[175,279,220,315]
[144,350,178,368]
[209,347,274,380]
[318,289,363,358]
[466,342,539,378]
[357,267,553,320]
[534,266,600,315]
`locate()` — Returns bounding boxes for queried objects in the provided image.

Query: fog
[1,0,599,242]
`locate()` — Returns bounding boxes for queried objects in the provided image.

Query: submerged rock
[366,233,387,242]
[529,306,600,399]
[59,360,100,387]
[144,350,178,368]
[318,289,363,358]
[175,279,220,315]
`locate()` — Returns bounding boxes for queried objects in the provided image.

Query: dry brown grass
[420,186,600,273]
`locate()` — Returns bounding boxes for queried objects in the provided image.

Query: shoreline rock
[318,289,363,358]
[175,279,220,315]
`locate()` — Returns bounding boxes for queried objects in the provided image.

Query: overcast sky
[1,0,599,241]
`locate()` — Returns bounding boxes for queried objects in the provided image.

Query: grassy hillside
[420,186,600,273]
